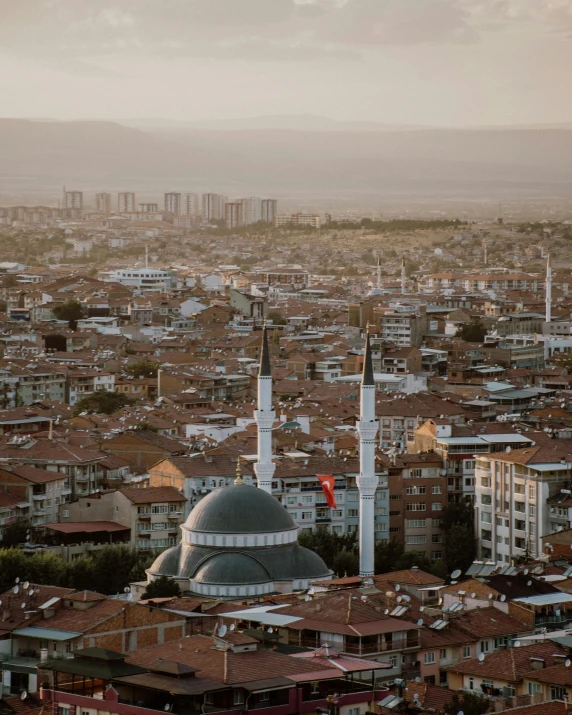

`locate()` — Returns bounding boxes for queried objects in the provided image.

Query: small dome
[149,543,181,577]
[193,552,272,585]
[185,483,295,534]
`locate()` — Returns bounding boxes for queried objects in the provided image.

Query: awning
[14,627,82,641]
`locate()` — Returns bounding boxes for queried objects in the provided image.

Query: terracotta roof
[119,486,186,504]
[42,521,130,534]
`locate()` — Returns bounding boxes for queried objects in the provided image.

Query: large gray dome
[186,483,295,534]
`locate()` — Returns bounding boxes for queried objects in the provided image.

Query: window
[514,501,525,513]
[432,502,442,511]
[233,690,244,705]
[481,512,492,523]
[348,509,359,517]
[431,551,442,560]
[481,477,491,487]
[529,486,535,499]
[349,709,360,715]
[432,485,442,494]
[424,651,435,664]
[389,510,401,517]
[551,686,567,701]
[496,516,503,526]
[406,519,426,528]
[407,503,426,512]
[515,537,526,549]
[58,709,70,715]
[481,529,492,541]
[481,494,492,505]
[63,509,69,518]
[389,655,398,668]
[440,648,447,660]
[514,519,526,531]
[410,469,423,477]
[528,683,541,695]
[406,485,426,495]
[406,535,426,544]
[529,504,535,517]
[432,534,442,543]
[514,483,525,494]
[258,692,270,703]
[301,495,313,504]
[529,523,535,536]
[301,511,313,520]
[463,646,471,658]
[432,518,441,527]
[332,510,343,518]
[469,677,474,690]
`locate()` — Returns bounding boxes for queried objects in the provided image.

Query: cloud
[1,0,572,66]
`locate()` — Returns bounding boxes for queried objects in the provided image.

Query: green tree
[142,575,181,600]
[0,520,36,548]
[266,311,287,326]
[125,358,160,379]
[74,390,133,415]
[444,691,489,715]
[456,319,486,343]
[441,500,476,574]
[298,529,357,569]
[52,299,86,328]
[332,548,359,577]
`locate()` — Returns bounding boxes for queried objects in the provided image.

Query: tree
[0,520,36,548]
[441,500,476,574]
[266,311,287,326]
[298,529,357,570]
[74,390,133,415]
[456,319,486,343]
[332,548,359,577]
[52,299,86,329]
[142,575,181,600]
[444,691,489,715]
[125,358,160,379]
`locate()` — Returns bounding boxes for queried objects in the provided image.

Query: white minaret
[356,329,379,579]
[254,326,275,494]
[401,257,406,296]
[376,254,382,291]
[546,253,552,324]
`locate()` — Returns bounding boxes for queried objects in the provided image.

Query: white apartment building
[118,192,136,213]
[274,213,321,228]
[202,193,228,221]
[474,447,572,562]
[379,311,427,348]
[261,199,278,223]
[164,192,182,215]
[64,191,83,210]
[95,192,112,214]
[183,193,200,215]
[100,268,176,292]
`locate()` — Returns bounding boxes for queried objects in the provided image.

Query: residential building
[164,192,181,215]
[64,191,83,211]
[202,193,228,221]
[274,213,321,228]
[261,198,278,223]
[224,201,243,229]
[182,192,199,215]
[95,192,112,214]
[100,268,176,292]
[118,192,136,213]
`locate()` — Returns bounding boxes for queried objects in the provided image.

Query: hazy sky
[2,0,572,126]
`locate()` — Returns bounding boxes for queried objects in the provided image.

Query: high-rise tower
[546,253,552,323]
[401,257,406,296]
[254,327,275,494]
[356,329,378,578]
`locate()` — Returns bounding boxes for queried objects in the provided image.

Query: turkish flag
[317,475,337,509]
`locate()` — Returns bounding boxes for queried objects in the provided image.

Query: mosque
[146,326,378,598]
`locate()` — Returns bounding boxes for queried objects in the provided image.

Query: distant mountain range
[2,117,572,199]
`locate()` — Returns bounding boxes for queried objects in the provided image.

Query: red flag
[317,475,337,509]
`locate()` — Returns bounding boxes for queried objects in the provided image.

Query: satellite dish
[20,692,27,701]
[566,659,571,668]
[163,705,171,712]
[13,586,19,595]
[417,618,424,626]
[395,584,401,592]
[384,609,389,615]
[385,591,395,599]
[470,593,476,599]
[229,624,235,631]
[15,577,20,584]
[21,602,26,609]
[420,607,425,612]
[23,582,29,590]
[527,580,532,587]
[500,594,506,602]
[451,569,462,580]
[488,593,493,599]
[478,653,485,662]
[415,677,420,683]
[523,569,529,576]
[28,589,34,596]
[514,641,521,647]
[218,624,227,638]
[124,587,131,594]
[268,627,274,634]
[397,596,403,603]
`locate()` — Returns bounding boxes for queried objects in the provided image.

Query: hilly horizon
[2,117,572,201]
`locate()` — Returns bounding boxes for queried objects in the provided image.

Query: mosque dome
[147,481,331,599]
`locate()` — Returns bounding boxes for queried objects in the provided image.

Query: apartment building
[0,464,71,526]
[386,453,447,562]
[61,486,186,549]
[202,193,228,221]
[261,198,278,223]
[164,192,181,215]
[377,310,428,348]
[0,367,67,407]
[95,192,112,214]
[139,203,158,212]
[100,268,176,292]
[64,191,83,211]
[182,192,199,215]
[66,370,115,406]
[241,196,262,224]
[274,213,321,228]
[225,201,243,229]
[118,192,136,213]
[474,443,572,561]
[414,421,534,503]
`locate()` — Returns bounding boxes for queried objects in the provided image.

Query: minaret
[401,257,406,296]
[356,328,379,579]
[546,253,552,324]
[376,254,382,292]
[254,326,275,494]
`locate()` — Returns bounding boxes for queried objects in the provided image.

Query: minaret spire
[357,326,378,579]
[401,257,406,296]
[376,254,381,292]
[254,324,275,494]
[546,252,552,324]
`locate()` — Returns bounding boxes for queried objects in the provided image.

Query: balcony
[315,518,331,524]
